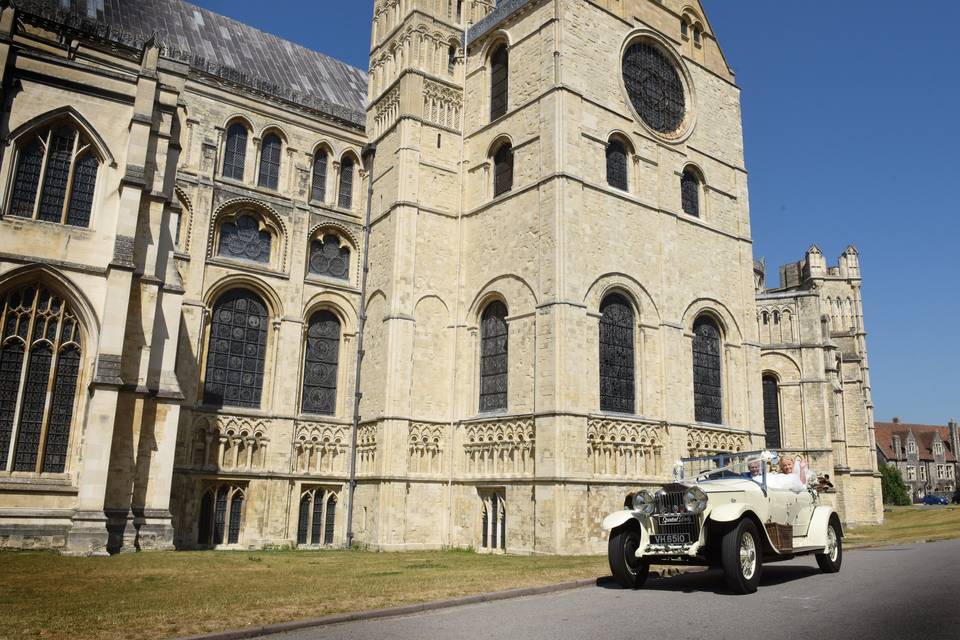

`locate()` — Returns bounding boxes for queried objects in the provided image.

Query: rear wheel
[608,523,650,589]
[815,520,843,573]
[721,519,762,594]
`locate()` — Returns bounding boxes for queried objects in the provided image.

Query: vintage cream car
[602,451,843,594]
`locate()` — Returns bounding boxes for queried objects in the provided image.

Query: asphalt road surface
[262,540,960,640]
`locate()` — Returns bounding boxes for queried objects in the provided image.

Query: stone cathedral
[0,0,882,555]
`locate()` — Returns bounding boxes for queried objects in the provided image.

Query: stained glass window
[203,290,269,409]
[606,140,628,191]
[623,41,685,134]
[228,491,244,544]
[198,485,244,546]
[693,316,722,424]
[0,285,82,473]
[198,492,214,544]
[8,124,99,227]
[301,311,340,416]
[479,301,508,413]
[599,294,635,414]
[297,495,311,544]
[258,133,282,190]
[312,149,328,202]
[338,157,355,209]
[324,494,336,544]
[493,143,513,197]
[311,493,324,545]
[308,234,350,280]
[213,486,228,544]
[217,214,272,264]
[762,375,781,449]
[223,123,248,180]
[490,45,508,121]
[681,169,700,217]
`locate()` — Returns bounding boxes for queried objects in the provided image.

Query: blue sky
[194,1,959,424]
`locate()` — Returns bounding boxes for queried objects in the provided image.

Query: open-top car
[602,451,843,594]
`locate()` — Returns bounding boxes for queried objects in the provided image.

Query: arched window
[681,19,689,39]
[762,374,782,449]
[217,213,273,264]
[302,310,341,416]
[9,124,100,227]
[222,123,248,181]
[479,301,508,413]
[480,491,505,551]
[197,484,245,546]
[599,294,635,414]
[203,289,269,409]
[338,156,355,209]
[448,44,457,74]
[258,133,282,190]
[311,148,328,202]
[296,488,338,546]
[606,139,628,191]
[0,285,83,473]
[493,142,513,197]
[692,316,722,424]
[681,168,701,217]
[490,44,509,121]
[308,234,350,280]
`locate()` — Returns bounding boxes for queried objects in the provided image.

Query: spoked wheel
[816,520,843,573]
[721,519,762,594]
[608,523,650,589]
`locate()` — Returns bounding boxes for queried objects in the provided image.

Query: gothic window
[693,316,723,424]
[222,123,248,181]
[338,156,355,209]
[622,40,686,134]
[606,139,628,191]
[203,289,269,409]
[693,26,703,45]
[0,285,83,473]
[197,484,245,546]
[762,375,782,449]
[599,294,635,414]
[448,45,457,74]
[490,44,509,121]
[681,168,701,217]
[493,142,513,197]
[312,149,328,202]
[479,301,508,413]
[217,214,273,265]
[480,491,505,551]
[301,310,341,416]
[308,234,350,281]
[681,19,689,39]
[258,133,282,190]
[296,488,338,546]
[8,124,100,227]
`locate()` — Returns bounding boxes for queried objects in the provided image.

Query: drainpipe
[345,143,377,548]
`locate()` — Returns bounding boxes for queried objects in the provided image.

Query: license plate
[652,533,691,545]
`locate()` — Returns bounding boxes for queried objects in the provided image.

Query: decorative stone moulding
[686,425,747,458]
[191,414,270,471]
[408,423,446,475]
[463,417,534,477]
[293,421,348,475]
[587,418,666,478]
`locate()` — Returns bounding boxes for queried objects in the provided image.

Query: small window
[480,491,506,551]
[308,234,350,280]
[908,441,917,454]
[490,44,509,121]
[222,123,248,181]
[492,142,513,197]
[681,20,689,39]
[681,168,701,217]
[311,149,328,202]
[258,133,282,190]
[338,156,355,209]
[479,301,508,413]
[606,139,628,191]
[297,488,337,546]
[198,484,245,546]
[217,214,272,265]
[762,375,781,449]
[694,27,703,45]
[448,45,457,74]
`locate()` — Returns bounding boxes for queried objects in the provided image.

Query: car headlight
[684,487,708,514]
[631,489,656,516]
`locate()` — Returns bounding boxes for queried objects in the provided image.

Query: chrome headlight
[684,487,708,514]
[631,489,656,516]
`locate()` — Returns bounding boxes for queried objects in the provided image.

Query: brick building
[876,419,959,499]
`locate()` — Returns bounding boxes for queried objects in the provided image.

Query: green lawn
[845,505,960,547]
[0,549,608,640]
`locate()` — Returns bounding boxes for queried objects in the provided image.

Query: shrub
[880,464,911,506]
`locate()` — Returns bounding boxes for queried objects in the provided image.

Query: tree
[880,464,911,506]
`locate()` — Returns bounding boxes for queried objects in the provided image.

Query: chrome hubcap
[827,527,839,562]
[740,532,757,580]
[624,533,641,574]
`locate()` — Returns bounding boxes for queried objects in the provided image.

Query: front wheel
[721,519,762,594]
[815,520,843,573]
[608,524,650,589]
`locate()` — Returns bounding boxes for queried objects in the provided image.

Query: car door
[792,491,815,537]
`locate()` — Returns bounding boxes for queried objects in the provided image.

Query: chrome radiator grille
[651,489,701,544]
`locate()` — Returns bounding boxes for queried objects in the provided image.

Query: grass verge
[0,548,607,640]
[845,505,960,548]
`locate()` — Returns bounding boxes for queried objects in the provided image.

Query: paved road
[262,540,960,640]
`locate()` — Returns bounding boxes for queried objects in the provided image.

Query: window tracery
[301,310,341,416]
[312,148,328,202]
[217,213,273,264]
[9,124,100,227]
[258,133,282,190]
[599,294,635,414]
[338,156,355,209]
[623,40,685,134]
[308,234,351,281]
[202,289,269,409]
[197,484,245,546]
[692,316,723,424]
[0,284,82,473]
[222,122,248,181]
[479,301,508,413]
[297,487,337,546]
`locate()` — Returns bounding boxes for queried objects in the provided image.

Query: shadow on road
[595,564,822,595]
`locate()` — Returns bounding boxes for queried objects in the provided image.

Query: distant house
[875,419,959,499]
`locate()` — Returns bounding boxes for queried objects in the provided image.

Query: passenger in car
[767,455,808,492]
